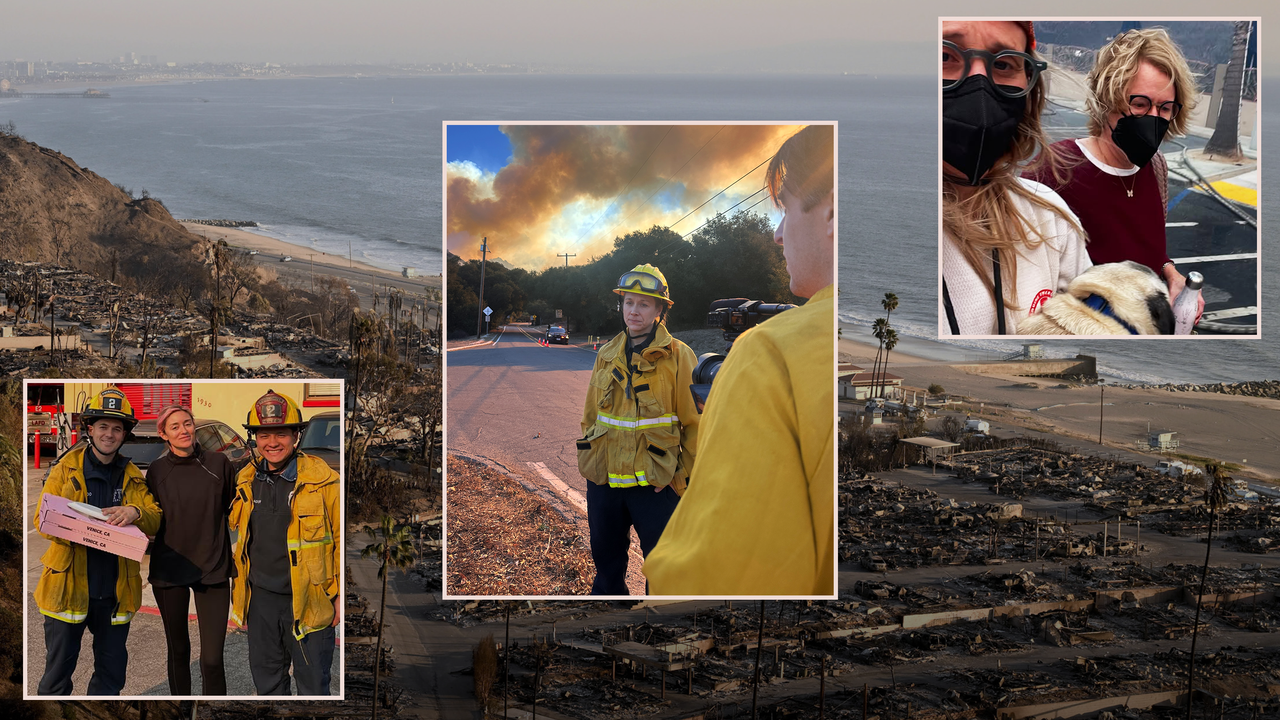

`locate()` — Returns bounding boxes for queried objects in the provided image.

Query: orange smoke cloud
[447,124,804,268]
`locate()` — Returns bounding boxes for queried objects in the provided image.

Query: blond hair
[943,48,1083,310]
[1086,28,1198,137]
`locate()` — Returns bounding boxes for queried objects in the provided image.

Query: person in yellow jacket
[577,264,700,594]
[34,387,161,695]
[228,389,341,695]
[644,125,836,595]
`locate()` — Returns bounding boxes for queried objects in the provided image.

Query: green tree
[361,516,418,720]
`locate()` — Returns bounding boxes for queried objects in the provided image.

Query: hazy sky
[6,1,1273,73]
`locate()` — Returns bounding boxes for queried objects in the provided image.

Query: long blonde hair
[943,50,1084,309]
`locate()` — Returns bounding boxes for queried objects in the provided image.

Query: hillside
[0,131,205,283]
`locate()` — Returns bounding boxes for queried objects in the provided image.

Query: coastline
[840,333,1280,481]
[183,223,441,310]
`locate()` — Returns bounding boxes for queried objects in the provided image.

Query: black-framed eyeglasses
[942,40,1047,98]
[1126,94,1182,120]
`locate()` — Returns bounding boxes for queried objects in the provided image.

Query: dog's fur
[1017,261,1175,335]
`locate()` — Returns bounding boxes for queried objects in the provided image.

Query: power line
[652,184,773,261]
[667,153,774,231]
[681,185,770,238]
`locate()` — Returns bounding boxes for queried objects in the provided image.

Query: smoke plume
[447,124,804,268]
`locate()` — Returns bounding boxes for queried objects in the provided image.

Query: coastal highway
[447,324,597,503]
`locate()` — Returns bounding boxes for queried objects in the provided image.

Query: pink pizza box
[38,493,150,563]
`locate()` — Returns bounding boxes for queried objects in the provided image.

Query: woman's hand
[1165,267,1205,326]
[103,505,140,526]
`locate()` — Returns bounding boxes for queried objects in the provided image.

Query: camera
[689,298,796,412]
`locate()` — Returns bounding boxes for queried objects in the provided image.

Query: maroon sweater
[1027,139,1171,275]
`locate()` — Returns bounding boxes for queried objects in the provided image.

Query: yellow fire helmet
[613,263,673,305]
[81,387,138,433]
[243,389,308,434]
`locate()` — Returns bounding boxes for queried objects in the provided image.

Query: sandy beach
[840,334,1280,481]
[183,223,440,311]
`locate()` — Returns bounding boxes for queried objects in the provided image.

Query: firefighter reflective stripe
[40,607,88,623]
[110,611,133,625]
[287,536,333,551]
[596,412,678,431]
[608,471,650,488]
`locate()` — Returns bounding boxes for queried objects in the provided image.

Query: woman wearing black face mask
[1027,28,1203,322]
[941,20,1090,335]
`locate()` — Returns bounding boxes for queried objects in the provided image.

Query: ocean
[1,74,1272,383]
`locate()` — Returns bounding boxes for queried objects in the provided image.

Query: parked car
[546,326,569,345]
[57,417,252,473]
[298,411,341,471]
[281,255,293,262]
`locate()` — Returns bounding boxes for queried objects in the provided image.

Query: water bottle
[1173,271,1203,335]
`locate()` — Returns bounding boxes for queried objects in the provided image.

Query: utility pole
[557,252,576,268]
[1098,382,1105,445]
[475,237,488,338]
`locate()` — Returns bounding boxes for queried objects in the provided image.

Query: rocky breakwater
[1125,379,1280,398]
[178,219,258,228]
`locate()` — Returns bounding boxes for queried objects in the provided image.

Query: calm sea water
[1,75,1272,383]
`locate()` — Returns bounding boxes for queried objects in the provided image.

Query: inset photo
[444,122,836,599]
[941,19,1259,337]
[23,380,343,699]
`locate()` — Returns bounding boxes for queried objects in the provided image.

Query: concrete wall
[997,690,1185,719]
[903,599,1095,629]
[952,355,1097,379]
[0,334,84,351]
[1095,586,1182,611]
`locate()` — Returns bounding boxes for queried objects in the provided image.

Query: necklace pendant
[1126,189,1133,197]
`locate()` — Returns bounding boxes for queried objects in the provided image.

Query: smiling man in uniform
[229,389,341,695]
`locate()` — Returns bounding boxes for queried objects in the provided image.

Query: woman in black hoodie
[145,405,236,696]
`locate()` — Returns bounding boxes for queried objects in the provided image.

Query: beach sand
[183,223,438,286]
[840,335,1280,481]
[183,223,440,314]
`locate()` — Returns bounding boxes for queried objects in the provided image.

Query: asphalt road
[447,324,598,501]
[345,534,474,718]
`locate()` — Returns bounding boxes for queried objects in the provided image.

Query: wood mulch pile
[446,454,593,596]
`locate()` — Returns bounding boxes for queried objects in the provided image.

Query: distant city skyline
[4,4,1274,74]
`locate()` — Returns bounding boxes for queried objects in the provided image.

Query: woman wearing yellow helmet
[576,264,701,595]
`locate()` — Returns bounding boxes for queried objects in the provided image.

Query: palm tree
[877,294,899,393]
[879,328,899,400]
[870,318,889,400]
[1185,464,1233,719]
[362,516,418,720]
[1204,21,1252,160]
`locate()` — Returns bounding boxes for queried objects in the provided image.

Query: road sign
[556,309,563,318]
[483,307,493,317]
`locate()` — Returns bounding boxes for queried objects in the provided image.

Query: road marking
[1169,252,1258,264]
[1165,222,1198,228]
[447,327,506,351]
[526,461,587,514]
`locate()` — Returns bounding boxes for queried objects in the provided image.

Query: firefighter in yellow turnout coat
[577,264,699,594]
[645,124,837,596]
[35,388,161,695]
[229,389,340,695]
